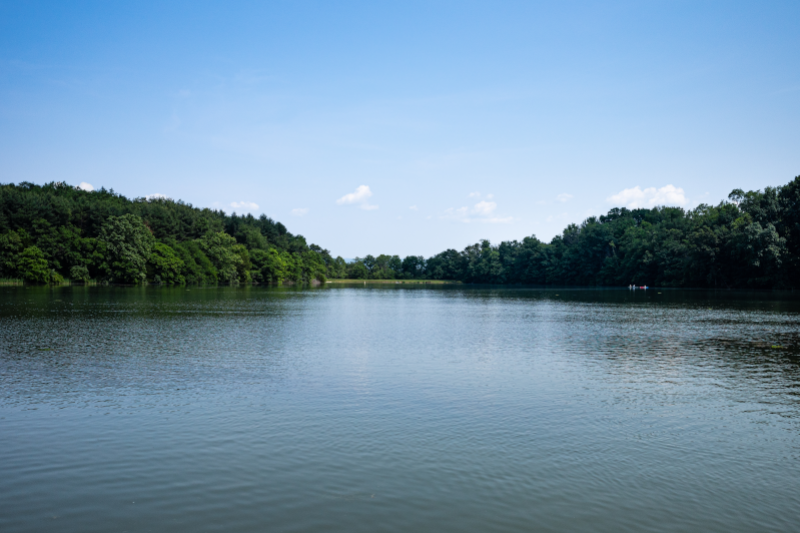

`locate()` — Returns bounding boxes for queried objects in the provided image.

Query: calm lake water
[1,286,800,532]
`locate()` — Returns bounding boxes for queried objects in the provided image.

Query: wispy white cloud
[472,200,497,216]
[442,199,511,223]
[78,182,94,192]
[291,208,308,216]
[469,192,481,198]
[443,206,470,222]
[337,185,371,204]
[557,193,573,203]
[230,201,260,210]
[607,185,687,209]
[409,205,418,211]
[337,185,378,210]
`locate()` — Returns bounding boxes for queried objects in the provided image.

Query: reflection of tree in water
[0,287,304,410]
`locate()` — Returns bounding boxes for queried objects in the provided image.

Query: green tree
[147,242,186,285]
[175,240,217,284]
[99,214,155,283]
[328,256,347,279]
[17,246,61,284]
[778,175,800,287]
[251,247,289,283]
[232,243,252,283]
[300,249,328,283]
[347,261,369,279]
[0,230,24,277]
[0,181,336,286]
[235,225,268,250]
[70,265,91,283]
[200,231,242,283]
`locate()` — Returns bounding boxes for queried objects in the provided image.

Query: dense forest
[347,174,800,289]
[2,175,799,288]
[0,182,345,285]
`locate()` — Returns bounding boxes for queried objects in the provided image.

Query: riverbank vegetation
[346,175,800,289]
[0,182,338,285]
[2,175,799,288]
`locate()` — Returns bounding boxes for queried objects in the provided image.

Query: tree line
[347,175,800,289]
[0,182,340,285]
[3,175,799,288]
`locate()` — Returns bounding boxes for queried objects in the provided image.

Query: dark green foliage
[99,214,155,284]
[777,177,800,286]
[348,175,800,289]
[6,176,800,288]
[0,230,24,277]
[423,250,463,280]
[200,231,243,283]
[70,265,90,283]
[347,262,369,279]
[174,240,218,284]
[0,181,341,285]
[344,254,404,279]
[147,242,186,285]
[17,246,61,284]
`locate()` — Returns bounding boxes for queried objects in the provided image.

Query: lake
[1,286,800,532]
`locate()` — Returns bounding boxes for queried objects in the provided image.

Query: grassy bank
[0,278,104,287]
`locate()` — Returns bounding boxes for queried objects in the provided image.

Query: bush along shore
[2,175,800,288]
[0,182,341,286]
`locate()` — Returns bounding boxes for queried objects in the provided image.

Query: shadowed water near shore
[2,286,800,532]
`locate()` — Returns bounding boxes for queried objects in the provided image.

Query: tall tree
[99,214,154,284]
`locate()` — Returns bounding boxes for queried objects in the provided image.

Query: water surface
[1,286,800,532]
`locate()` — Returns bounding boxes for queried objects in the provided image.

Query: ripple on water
[1,286,800,533]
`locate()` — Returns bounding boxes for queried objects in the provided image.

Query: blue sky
[1,1,798,257]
